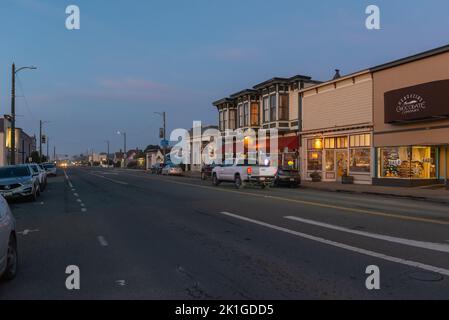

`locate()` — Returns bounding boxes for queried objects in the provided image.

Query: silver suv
[0,165,41,202]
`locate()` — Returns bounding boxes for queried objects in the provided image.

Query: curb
[301,185,449,205]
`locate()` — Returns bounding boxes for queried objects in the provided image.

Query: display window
[350,148,371,173]
[378,146,437,179]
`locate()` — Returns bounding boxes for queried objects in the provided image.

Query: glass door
[336,151,348,181]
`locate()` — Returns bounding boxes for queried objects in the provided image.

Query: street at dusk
[0,0,449,314]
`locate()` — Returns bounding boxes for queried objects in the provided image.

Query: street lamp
[39,120,51,162]
[11,64,37,165]
[117,131,127,167]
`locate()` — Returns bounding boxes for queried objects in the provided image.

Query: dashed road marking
[219,211,449,277]
[285,216,449,253]
[97,236,108,247]
[81,208,87,212]
[18,229,40,236]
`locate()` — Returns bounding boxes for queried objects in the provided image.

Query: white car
[43,163,57,177]
[161,164,183,176]
[29,164,47,192]
[212,158,278,189]
[0,195,18,281]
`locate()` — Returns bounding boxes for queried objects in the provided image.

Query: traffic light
[41,135,47,144]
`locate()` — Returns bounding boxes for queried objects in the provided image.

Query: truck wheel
[212,174,220,186]
[234,175,244,189]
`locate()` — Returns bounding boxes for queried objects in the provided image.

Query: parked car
[29,164,47,191]
[0,195,18,281]
[212,158,277,189]
[43,163,57,177]
[200,164,218,180]
[0,165,40,201]
[150,163,164,175]
[161,164,183,176]
[273,168,301,188]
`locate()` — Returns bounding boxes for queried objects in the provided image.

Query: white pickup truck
[211,159,278,189]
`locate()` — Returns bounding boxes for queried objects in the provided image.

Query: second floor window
[263,97,270,123]
[279,94,289,121]
[223,110,228,130]
[229,110,236,130]
[238,105,244,127]
[251,103,259,126]
[244,103,249,127]
[270,94,277,122]
[219,111,224,131]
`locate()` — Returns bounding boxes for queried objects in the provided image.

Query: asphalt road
[1,166,449,299]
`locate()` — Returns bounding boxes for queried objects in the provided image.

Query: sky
[0,0,449,156]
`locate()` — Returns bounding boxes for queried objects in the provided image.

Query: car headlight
[22,179,34,186]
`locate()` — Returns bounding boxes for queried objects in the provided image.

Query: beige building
[300,71,374,184]
[0,117,36,166]
[372,45,449,186]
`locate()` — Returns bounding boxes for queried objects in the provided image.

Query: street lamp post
[117,131,127,167]
[105,140,110,167]
[11,63,37,165]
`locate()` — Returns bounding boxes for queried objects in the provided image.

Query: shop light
[313,139,323,150]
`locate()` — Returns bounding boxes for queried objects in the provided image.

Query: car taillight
[247,167,252,175]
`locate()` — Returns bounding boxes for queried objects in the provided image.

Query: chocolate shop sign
[384,80,449,123]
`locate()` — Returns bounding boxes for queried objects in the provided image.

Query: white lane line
[90,173,129,185]
[285,216,449,254]
[97,236,108,247]
[77,199,82,203]
[219,211,449,277]
[80,203,85,207]
[81,208,87,212]
[63,169,73,188]
[18,229,40,236]
[73,193,79,197]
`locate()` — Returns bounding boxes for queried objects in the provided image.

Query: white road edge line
[285,216,449,254]
[90,173,129,185]
[219,211,449,277]
[97,236,108,247]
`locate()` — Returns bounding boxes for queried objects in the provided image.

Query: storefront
[301,70,374,184]
[303,131,372,184]
[372,45,449,186]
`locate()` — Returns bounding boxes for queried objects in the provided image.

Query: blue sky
[0,0,448,156]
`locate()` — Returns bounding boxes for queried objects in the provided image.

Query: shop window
[223,110,228,130]
[307,151,322,171]
[278,94,289,121]
[325,150,335,171]
[378,146,437,179]
[350,148,371,173]
[324,138,335,149]
[307,138,323,150]
[336,137,348,149]
[350,134,371,147]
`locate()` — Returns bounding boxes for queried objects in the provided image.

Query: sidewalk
[302,181,449,205]
[182,170,449,205]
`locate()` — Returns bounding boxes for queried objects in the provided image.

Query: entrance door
[336,151,348,181]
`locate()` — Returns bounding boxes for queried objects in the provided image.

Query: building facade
[300,71,374,184]
[0,117,36,166]
[371,45,449,186]
[213,75,320,168]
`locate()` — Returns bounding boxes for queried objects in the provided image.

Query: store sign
[384,80,449,123]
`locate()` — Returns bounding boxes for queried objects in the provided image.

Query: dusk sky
[1,0,449,156]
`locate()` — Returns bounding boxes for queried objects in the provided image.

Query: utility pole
[11,63,36,165]
[39,120,42,160]
[54,146,56,162]
[46,136,49,161]
[155,111,167,164]
[11,64,16,165]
